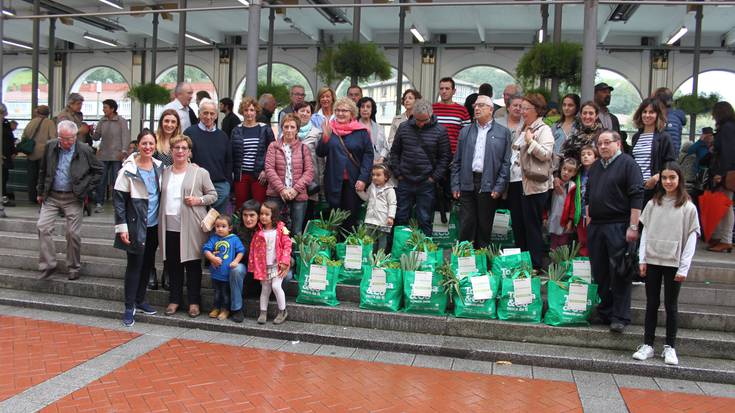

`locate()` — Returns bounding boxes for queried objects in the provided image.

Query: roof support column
[689,4,703,142]
[245,0,262,98]
[177,0,187,83]
[0,0,5,215]
[581,0,598,102]
[47,18,56,114]
[395,0,406,115]
[550,4,563,103]
[351,0,362,86]
[150,12,159,128]
[31,0,40,111]
[266,7,275,86]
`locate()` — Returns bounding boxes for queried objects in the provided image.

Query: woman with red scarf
[316,97,374,231]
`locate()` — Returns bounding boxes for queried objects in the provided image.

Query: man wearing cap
[451,95,512,248]
[594,83,621,134]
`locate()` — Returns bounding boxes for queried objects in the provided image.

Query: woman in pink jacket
[249,201,293,324]
[265,113,314,235]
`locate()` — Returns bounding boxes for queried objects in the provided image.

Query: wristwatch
[628,225,638,231]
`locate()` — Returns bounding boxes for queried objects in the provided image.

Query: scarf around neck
[329,119,367,138]
[298,123,313,141]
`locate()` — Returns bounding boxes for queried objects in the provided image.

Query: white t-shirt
[165,171,186,231]
[264,228,277,266]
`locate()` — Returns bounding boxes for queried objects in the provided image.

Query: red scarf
[329,119,366,137]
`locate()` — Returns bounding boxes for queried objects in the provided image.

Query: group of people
[25,76,735,365]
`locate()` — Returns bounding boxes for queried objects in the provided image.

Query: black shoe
[231,309,244,323]
[40,267,56,280]
[610,322,625,333]
[148,268,158,290]
[2,200,15,207]
[68,272,80,280]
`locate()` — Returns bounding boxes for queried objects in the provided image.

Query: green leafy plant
[342,223,376,245]
[399,251,422,272]
[257,82,290,107]
[127,83,171,105]
[313,255,342,267]
[314,209,350,232]
[516,42,582,97]
[674,93,720,116]
[548,241,581,267]
[407,218,420,232]
[480,245,501,266]
[299,237,323,265]
[368,250,394,268]
[316,235,337,251]
[451,241,474,257]
[544,263,569,288]
[438,261,460,303]
[316,41,392,85]
[407,232,438,252]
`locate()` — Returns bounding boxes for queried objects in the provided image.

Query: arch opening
[234,63,315,123]
[1,67,49,134]
[70,66,131,124]
[335,68,416,125]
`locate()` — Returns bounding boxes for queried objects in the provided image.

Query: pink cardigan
[248,221,293,281]
[265,139,314,202]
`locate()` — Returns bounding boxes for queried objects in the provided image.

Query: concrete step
[1,287,734,385]
[1,268,734,361]
[0,217,116,240]
[0,231,125,260]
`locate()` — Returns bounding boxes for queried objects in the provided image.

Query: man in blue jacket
[451,95,512,248]
[390,99,452,236]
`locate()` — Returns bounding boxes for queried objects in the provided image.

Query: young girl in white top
[633,162,699,366]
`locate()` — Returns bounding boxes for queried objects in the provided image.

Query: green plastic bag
[413,246,443,270]
[391,226,414,258]
[565,257,592,282]
[491,251,532,279]
[490,209,515,248]
[544,277,600,326]
[336,242,373,284]
[403,269,447,315]
[431,209,459,249]
[296,261,340,306]
[359,264,403,312]
[451,253,488,278]
[453,273,501,319]
[304,220,334,238]
[498,269,542,322]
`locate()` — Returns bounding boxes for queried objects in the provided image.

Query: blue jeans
[228,263,246,311]
[395,179,434,236]
[96,160,122,205]
[268,197,307,236]
[212,181,231,214]
[212,279,230,310]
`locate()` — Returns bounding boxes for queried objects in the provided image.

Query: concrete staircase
[1,208,735,384]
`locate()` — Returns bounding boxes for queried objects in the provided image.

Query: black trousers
[2,166,13,200]
[27,160,40,202]
[333,179,363,234]
[644,264,681,347]
[506,181,527,251]
[588,222,632,325]
[166,231,203,306]
[124,225,159,309]
[459,173,499,249]
[521,190,549,269]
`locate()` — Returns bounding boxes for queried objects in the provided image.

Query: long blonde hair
[156,109,181,153]
[315,86,336,113]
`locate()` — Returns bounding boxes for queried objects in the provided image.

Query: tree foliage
[127,83,171,105]
[516,42,582,93]
[316,41,391,85]
[257,82,290,107]
[674,92,720,115]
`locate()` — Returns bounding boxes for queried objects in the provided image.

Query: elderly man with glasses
[36,120,103,280]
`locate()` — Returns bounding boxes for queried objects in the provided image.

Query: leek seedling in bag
[314,209,350,232]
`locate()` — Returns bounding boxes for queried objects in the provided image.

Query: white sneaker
[632,344,655,361]
[662,345,679,365]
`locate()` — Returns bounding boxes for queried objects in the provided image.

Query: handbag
[18,120,42,155]
[300,144,320,195]
[520,124,552,182]
[189,168,220,232]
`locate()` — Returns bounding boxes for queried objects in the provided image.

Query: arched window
[595,69,642,131]
[675,70,735,133]
[452,66,516,106]
[233,63,314,122]
[335,68,415,125]
[1,67,48,133]
[147,65,218,127]
[70,67,130,124]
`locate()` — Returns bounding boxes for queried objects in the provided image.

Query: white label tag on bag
[568,283,589,312]
[369,268,387,294]
[492,212,510,235]
[344,245,363,270]
[308,264,328,291]
[413,271,433,298]
[502,248,521,256]
[470,275,493,300]
[572,260,592,283]
[433,212,449,233]
[417,251,428,263]
[457,256,477,278]
[513,277,532,305]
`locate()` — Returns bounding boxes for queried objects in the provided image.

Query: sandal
[164,304,178,316]
[188,304,200,318]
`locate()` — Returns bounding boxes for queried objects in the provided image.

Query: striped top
[240,126,261,173]
[632,132,654,182]
[432,102,470,153]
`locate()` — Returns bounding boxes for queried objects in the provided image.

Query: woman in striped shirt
[231,97,275,207]
[630,98,676,207]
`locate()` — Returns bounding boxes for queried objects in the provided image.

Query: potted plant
[516,42,582,101]
[257,82,290,107]
[127,83,171,105]
[316,41,392,85]
[674,92,720,116]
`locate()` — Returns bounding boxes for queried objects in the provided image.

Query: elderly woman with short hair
[317,97,374,231]
[231,96,275,207]
[21,105,57,203]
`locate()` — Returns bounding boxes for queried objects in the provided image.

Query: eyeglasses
[172,146,190,151]
[520,106,535,112]
[335,109,351,114]
[473,103,490,108]
[291,93,306,97]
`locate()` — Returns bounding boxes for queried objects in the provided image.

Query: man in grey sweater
[93,99,130,213]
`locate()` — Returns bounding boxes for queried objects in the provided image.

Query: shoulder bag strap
[25,119,43,142]
[336,134,360,168]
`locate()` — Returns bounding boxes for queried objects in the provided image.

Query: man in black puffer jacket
[389,99,452,235]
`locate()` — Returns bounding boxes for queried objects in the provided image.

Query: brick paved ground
[0,316,138,402]
[42,339,583,412]
[621,388,735,413]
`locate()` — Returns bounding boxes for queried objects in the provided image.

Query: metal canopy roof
[2,1,735,51]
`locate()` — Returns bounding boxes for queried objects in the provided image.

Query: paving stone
[278,340,321,354]
[375,351,416,366]
[696,381,735,398]
[614,374,661,390]
[140,323,186,337]
[314,345,357,359]
[412,355,454,370]
[492,362,533,378]
[579,396,629,413]
[209,332,253,347]
[0,397,42,413]
[177,328,221,342]
[532,366,574,382]
[245,336,288,350]
[350,348,379,361]
[654,377,704,394]
[451,358,493,374]
[574,371,622,400]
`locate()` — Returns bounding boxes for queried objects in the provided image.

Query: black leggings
[124,225,158,309]
[166,231,203,306]
[644,264,681,348]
